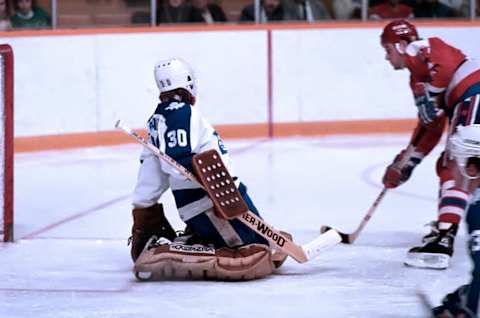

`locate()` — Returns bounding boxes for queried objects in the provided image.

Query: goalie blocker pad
[192,149,248,219]
[134,239,275,281]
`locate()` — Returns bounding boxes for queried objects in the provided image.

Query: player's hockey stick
[116,120,341,263]
[320,188,387,244]
[320,143,419,244]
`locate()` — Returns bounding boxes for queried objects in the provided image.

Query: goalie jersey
[132,99,238,222]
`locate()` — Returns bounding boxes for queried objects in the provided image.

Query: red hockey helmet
[381,19,419,46]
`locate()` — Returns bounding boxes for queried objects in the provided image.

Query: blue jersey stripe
[173,188,208,209]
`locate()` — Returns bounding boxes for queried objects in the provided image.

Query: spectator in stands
[123,0,148,6]
[439,0,463,12]
[438,0,470,17]
[10,0,51,29]
[131,0,194,25]
[412,0,455,17]
[283,0,331,21]
[157,0,193,24]
[0,0,11,31]
[332,0,362,19]
[369,0,414,19]
[240,0,285,22]
[190,0,227,23]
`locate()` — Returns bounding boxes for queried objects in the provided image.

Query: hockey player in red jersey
[380,19,480,269]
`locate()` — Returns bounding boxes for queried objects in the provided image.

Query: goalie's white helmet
[449,125,480,179]
[154,58,196,97]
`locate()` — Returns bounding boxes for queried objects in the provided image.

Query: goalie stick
[116,120,341,263]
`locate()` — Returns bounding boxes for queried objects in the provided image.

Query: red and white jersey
[402,37,480,157]
[405,37,480,111]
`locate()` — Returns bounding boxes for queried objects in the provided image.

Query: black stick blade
[320,226,331,233]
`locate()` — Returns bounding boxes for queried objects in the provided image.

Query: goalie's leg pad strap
[134,243,274,281]
[186,208,268,248]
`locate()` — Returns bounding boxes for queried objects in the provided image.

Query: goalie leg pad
[134,240,275,281]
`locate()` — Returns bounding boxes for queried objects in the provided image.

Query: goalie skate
[134,237,274,281]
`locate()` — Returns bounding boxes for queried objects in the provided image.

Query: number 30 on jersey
[167,129,188,148]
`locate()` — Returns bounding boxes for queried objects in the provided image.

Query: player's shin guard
[437,187,468,225]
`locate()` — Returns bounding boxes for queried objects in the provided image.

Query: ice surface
[1,134,472,318]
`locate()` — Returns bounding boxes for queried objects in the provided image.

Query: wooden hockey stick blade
[115,121,341,263]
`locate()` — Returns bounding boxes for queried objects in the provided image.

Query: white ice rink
[1,134,473,318]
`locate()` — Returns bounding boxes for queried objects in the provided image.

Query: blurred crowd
[0,0,478,31]
[130,0,480,24]
[1,0,51,30]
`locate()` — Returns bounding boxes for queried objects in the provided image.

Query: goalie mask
[381,19,419,48]
[449,125,480,179]
[154,58,197,98]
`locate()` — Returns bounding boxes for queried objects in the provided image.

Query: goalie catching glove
[383,148,423,189]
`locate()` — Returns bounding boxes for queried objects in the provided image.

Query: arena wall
[1,22,479,151]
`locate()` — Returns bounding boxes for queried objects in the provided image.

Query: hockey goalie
[128,58,288,281]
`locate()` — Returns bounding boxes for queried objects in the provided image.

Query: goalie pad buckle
[134,238,275,281]
[192,149,248,219]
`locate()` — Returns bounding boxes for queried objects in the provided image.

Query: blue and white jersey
[132,99,236,222]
